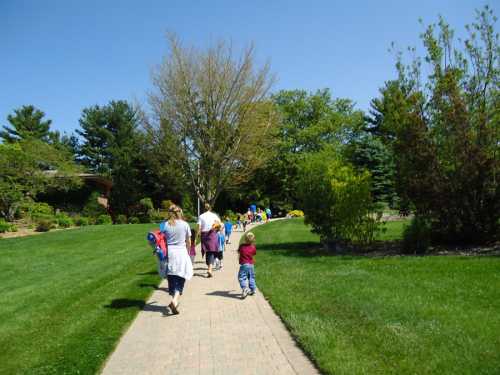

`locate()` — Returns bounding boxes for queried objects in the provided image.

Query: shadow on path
[104,299,172,315]
[206,290,242,300]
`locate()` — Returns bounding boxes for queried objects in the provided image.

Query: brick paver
[101,223,319,375]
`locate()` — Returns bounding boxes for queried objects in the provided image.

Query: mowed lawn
[253,219,500,375]
[0,224,162,374]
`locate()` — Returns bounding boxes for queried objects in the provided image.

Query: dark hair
[190,228,196,241]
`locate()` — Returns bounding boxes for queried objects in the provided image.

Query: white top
[197,211,220,232]
[160,220,191,246]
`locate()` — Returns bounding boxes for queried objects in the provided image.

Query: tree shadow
[258,241,330,257]
[206,290,242,300]
[193,267,206,271]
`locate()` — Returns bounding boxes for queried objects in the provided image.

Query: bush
[287,210,304,218]
[129,216,140,224]
[402,216,431,254]
[115,214,128,224]
[151,212,164,223]
[296,148,382,249]
[0,219,12,233]
[73,216,90,226]
[36,219,55,232]
[224,210,238,222]
[21,201,54,221]
[82,192,108,218]
[56,214,73,228]
[95,214,112,225]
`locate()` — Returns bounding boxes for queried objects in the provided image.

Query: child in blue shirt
[216,226,225,270]
[224,217,233,244]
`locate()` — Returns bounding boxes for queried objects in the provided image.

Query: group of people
[159,203,259,315]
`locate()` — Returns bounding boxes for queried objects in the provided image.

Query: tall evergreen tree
[77,101,145,215]
[1,105,52,143]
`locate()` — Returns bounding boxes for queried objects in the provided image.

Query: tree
[242,89,364,212]
[296,148,382,249]
[1,105,52,143]
[373,6,500,243]
[0,140,81,220]
[77,101,147,215]
[344,135,397,205]
[149,35,278,206]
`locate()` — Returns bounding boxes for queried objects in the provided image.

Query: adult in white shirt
[197,203,221,277]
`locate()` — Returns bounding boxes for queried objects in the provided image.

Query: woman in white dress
[160,204,193,314]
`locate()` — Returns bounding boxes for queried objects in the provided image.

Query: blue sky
[1,0,493,134]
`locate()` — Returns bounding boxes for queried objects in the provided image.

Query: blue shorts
[167,274,186,296]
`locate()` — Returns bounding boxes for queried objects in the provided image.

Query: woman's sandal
[169,302,179,315]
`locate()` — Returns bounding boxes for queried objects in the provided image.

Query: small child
[216,226,225,270]
[236,214,243,231]
[189,228,196,264]
[237,231,257,298]
[224,217,233,244]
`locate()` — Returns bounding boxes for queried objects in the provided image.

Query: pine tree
[1,105,52,143]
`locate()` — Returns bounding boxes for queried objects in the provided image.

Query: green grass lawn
[0,224,163,374]
[253,218,500,375]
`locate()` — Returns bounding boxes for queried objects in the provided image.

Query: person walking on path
[197,203,221,278]
[160,204,193,314]
[188,228,196,264]
[216,223,225,270]
[237,231,257,299]
[224,216,233,244]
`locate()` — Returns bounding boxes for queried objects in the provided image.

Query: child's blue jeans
[238,264,256,291]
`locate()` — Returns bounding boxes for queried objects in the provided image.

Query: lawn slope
[253,218,500,375]
[0,224,160,374]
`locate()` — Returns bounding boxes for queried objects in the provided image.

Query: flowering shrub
[287,210,304,217]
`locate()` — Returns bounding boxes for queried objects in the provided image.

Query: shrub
[224,210,238,222]
[129,216,140,224]
[21,201,54,221]
[56,214,73,228]
[402,216,431,254]
[73,216,90,226]
[296,148,382,249]
[9,224,18,232]
[115,214,128,224]
[95,214,112,225]
[82,191,108,218]
[36,219,55,232]
[151,212,164,223]
[287,210,304,218]
[0,219,11,233]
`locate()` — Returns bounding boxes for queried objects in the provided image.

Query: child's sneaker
[249,289,256,296]
[241,288,249,299]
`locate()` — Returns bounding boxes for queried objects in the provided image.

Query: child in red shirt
[237,231,257,298]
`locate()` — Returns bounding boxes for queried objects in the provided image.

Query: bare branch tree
[149,34,278,205]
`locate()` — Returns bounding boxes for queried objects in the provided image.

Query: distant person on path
[216,223,225,270]
[160,204,193,314]
[197,203,221,278]
[237,231,257,299]
[265,207,272,222]
[224,217,233,244]
[242,213,248,232]
[236,214,243,231]
[188,228,196,264]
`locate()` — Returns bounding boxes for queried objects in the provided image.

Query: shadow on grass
[138,283,169,293]
[258,241,327,257]
[206,290,242,300]
[104,299,169,314]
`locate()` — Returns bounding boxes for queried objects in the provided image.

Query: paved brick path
[101,223,319,375]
